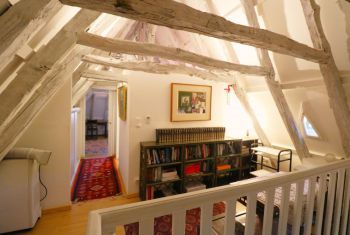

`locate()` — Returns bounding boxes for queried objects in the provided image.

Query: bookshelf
[140,138,257,200]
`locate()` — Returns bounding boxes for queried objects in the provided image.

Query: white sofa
[0,148,51,233]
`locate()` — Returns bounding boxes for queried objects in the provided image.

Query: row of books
[216,142,241,156]
[161,168,179,181]
[184,163,201,175]
[217,164,231,171]
[217,157,239,168]
[147,167,179,183]
[147,167,162,182]
[241,146,249,155]
[145,147,181,165]
[184,144,213,160]
[156,127,225,143]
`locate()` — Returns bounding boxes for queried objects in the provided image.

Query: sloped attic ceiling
[0,0,350,161]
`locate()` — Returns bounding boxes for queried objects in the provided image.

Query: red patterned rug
[71,156,121,202]
[124,202,231,235]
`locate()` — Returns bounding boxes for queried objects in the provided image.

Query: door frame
[78,85,118,157]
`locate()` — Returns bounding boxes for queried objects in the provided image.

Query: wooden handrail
[87,159,350,235]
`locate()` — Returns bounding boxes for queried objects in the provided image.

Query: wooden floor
[13,196,139,235]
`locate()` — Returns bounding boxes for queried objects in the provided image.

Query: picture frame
[118,86,127,121]
[171,83,212,122]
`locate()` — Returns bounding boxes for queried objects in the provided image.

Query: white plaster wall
[119,71,256,194]
[15,79,71,209]
[284,87,345,157]
[259,0,350,83]
[247,86,345,158]
[248,91,293,148]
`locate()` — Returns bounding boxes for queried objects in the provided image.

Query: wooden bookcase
[139,138,257,200]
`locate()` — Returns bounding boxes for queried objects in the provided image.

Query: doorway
[85,89,109,157]
[71,86,121,202]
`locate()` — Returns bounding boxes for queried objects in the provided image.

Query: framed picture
[171,83,212,122]
[118,86,127,121]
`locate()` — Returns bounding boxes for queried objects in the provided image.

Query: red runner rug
[71,156,121,202]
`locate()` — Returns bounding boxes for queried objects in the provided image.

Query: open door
[84,89,109,157]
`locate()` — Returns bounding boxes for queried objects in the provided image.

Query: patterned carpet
[85,138,108,156]
[71,156,121,202]
[124,202,245,235]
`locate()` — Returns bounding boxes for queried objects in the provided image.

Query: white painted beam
[60,0,329,63]
[77,32,269,76]
[0,45,95,161]
[72,79,94,106]
[0,0,62,71]
[81,69,127,82]
[0,10,100,161]
[241,0,311,159]
[206,0,271,146]
[301,0,350,157]
[82,54,235,83]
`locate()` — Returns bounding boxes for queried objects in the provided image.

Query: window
[302,115,319,138]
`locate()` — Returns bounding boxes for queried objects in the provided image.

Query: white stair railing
[87,159,350,235]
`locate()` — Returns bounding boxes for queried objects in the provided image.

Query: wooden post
[206,0,271,146]
[300,0,350,157]
[241,0,311,159]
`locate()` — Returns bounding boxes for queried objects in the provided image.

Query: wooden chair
[86,120,98,139]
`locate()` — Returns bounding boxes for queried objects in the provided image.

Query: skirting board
[42,204,71,215]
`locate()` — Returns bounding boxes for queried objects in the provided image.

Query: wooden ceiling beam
[301,0,350,158]
[205,0,271,146]
[0,10,100,160]
[81,69,127,82]
[242,0,311,159]
[0,0,62,71]
[72,79,94,106]
[0,45,94,161]
[77,32,270,76]
[60,0,329,64]
[82,54,235,83]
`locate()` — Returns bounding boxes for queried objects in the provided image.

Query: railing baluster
[340,168,350,235]
[323,171,337,235]
[332,169,346,235]
[314,174,327,235]
[87,211,102,235]
[200,203,213,235]
[292,180,304,235]
[87,160,350,235]
[139,217,154,235]
[173,209,186,235]
[303,176,316,235]
[278,184,291,235]
[262,188,274,235]
[224,198,236,235]
[245,192,257,235]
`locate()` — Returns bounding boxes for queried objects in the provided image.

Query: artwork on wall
[118,85,127,121]
[171,83,212,122]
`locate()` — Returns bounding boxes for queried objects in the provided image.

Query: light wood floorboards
[15,196,139,235]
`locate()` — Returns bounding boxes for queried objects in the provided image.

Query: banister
[87,159,350,235]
